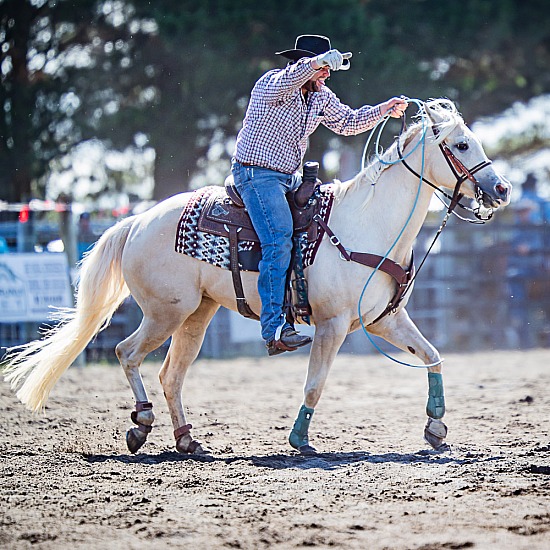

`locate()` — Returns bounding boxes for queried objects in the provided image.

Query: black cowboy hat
[276,34,350,68]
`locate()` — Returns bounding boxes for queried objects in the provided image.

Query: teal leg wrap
[426,372,445,419]
[289,405,314,450]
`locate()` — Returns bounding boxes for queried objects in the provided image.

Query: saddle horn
[294,161,320,207]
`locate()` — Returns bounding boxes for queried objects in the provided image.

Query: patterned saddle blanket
[174,185,335,272]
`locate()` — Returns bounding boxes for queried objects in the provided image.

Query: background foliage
[1,0,549,203]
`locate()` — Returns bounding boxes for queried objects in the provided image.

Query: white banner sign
[0,253,73,322]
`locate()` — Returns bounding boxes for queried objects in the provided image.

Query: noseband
[438,140,493,216]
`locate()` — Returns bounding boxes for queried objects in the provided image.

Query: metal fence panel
[1,219,548,359]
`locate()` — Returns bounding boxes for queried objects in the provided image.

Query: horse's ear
[424,100,446,126]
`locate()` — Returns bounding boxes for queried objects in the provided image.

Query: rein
[394,121,494,295]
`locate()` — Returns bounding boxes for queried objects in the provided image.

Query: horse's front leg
[289,316,348,455]
[368,308,448,450]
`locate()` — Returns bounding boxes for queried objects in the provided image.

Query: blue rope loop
[361,98,428,171]
[358,98,442,369]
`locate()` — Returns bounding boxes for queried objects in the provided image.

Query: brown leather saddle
[197,162,324,321]
[198,162,322,244]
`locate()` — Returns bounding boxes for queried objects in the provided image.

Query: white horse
[3,99,510,455]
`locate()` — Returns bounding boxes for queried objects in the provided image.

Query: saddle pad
[174,185,334,272]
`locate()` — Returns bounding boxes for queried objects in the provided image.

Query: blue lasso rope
[361,98,427,171]
[357,98,442,368]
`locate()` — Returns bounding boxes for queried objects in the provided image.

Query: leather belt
[235,160,293,175]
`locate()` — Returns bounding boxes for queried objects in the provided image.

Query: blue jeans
[231,161,301,342]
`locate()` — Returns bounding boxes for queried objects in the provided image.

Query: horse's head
[424,99,511,210]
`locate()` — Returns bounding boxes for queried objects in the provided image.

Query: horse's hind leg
[368,308,448,450]
[116,311,188,453]
[159,297,219,455]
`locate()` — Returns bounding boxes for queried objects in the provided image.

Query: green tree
[0,0,156,203]
[2,0,549,203]
[135,0,550,198]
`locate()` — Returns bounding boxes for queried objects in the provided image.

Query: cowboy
[231,34,408,356]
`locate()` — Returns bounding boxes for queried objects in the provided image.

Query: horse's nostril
[495,183,508,197]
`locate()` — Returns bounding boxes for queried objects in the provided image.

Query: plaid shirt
[234,58,382,174]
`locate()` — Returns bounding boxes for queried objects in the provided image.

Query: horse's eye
[456,142,469,151]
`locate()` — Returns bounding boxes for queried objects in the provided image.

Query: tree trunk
[0,0,34,202]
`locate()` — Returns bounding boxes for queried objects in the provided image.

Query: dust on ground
[1,349,549,549]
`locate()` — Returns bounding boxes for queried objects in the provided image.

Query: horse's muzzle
[480,176,512,208]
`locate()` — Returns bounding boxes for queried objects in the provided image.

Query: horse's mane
[334,98,464,207]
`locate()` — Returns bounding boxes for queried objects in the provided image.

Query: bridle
[397,121,494,223]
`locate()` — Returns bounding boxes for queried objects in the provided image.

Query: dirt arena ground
[1,348,549,549]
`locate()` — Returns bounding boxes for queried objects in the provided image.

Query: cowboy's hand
[312,49,352,71]
[381,97,409,118]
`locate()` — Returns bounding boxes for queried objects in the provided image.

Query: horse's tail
[3,215,137,412]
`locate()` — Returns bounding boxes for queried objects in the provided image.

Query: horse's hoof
[424,432,446,450]
[298,444,317,456]
[424,418,448,450]
[190,443,211,456]
[176,438,209,455]
[126,427,147,454]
